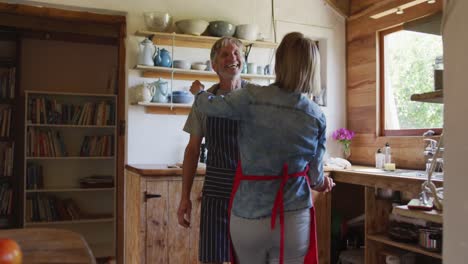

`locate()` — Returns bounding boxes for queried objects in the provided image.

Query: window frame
[379,25,443,137]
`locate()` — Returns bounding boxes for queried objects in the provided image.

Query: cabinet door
[167,180,190,263]
[313,190,331,264]
[145,178,203,264]
[189,179,203,263]
[145,180,169,263]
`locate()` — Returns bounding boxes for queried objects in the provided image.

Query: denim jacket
[194,83,326,219]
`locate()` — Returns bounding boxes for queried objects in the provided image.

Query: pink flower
[332,128,355,142]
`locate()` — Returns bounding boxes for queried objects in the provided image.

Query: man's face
[212,43,244,79]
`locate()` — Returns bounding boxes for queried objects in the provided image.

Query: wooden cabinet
[324,168,444,264]
[125,169,203,264]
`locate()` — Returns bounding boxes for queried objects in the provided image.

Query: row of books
[26,195,82,222]
[0,107,12,137]
[0,183,12,216]
[26,163,43,190]
[0,67,15,100]
[1,143,14,177]
[26,129,67,157]
[27,97,115,126]
[80,135,114,157]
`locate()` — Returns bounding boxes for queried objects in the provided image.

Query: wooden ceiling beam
[325,0,350,18]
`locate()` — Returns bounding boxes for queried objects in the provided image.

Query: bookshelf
[0,34,18,229]
[23,90,117,257]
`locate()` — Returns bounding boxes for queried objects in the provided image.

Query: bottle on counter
[384,142,392,164]
[375,148,385,169]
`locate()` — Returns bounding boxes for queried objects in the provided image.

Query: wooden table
[0,228,96,263]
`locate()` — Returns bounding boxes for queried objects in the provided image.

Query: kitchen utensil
[154,48,172,67]
[148,78,170,103]
[170,90,193,104]
[144,12,172,32]
[173,60,191,69]
[138,38,156,66]
[191,62,207,71]
[247,62,257,74]
[175,19,209,36]
[418,228,442,252]
[134,83,153,102]
[208,21,236,37]
[235,24,259,41]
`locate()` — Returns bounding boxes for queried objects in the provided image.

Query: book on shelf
[80,175,114,189]
[79,135,114,157]
[1,143,14,177]
[26,195,85,222]
[0,67,15,100]
[27,128,67,157]
[26,163,44,190]
[0,183,12,217]
[0,107,12,137]
[27,96,115,126]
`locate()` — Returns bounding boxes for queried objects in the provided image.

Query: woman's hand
[315,176,335,193]
[190,80,205,95]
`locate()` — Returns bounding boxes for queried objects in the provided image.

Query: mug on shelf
[247,62,257,74]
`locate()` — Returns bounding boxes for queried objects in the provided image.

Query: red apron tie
[227,162,319,264]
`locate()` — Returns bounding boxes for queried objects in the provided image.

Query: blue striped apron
[199,113,239,263]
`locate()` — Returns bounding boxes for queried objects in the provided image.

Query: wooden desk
[0,228,96,264]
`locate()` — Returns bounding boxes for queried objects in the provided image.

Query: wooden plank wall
[346,0,442,169]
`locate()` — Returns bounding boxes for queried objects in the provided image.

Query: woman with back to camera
[189,32,335,264]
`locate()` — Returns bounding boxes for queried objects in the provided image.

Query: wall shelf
[137,102,192,115]
[367,234,442,259]
[135,64,276,82]
[26,156,115,160]
[392,205,442,224]
[24,217,114,226]
[135,30,278,49]
[410,90,443,104]
[27,124,116,129]
[26,187,114,193]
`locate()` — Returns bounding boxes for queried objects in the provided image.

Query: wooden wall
[346,0,442,169]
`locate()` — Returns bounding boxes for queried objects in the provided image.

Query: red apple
[0,239,22,264]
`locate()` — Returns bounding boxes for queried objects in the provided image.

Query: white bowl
[173,60,191,69]
[235,24,259,41]
[175,19,209,36]
[144,12,172,32]
[191,63,207,71]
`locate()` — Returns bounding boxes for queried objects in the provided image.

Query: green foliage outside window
[385,30,443,129]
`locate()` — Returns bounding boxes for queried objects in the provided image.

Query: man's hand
[177,198,192,228]
[190,80,205,95]
[314,176,335,193]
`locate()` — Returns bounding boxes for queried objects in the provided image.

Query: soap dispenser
[375,149,385,169]
[384,143,392,164]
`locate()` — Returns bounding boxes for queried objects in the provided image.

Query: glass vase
[343,143,351,159]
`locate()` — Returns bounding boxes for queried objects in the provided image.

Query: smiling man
[177,37,247,264]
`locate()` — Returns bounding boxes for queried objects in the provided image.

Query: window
[379,26,443,136]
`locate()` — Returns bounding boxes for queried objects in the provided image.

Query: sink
[352,168,443,180]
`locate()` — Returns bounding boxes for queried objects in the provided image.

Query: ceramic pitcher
[148,78,169,103]
[154,48,172,67]
[138,38,156,66]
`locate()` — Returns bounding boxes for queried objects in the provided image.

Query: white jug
[133,83,153,103]
[138,38,156,66]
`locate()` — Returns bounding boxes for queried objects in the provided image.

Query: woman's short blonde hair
[274,32,321,96]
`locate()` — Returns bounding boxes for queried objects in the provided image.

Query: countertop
[125,163,442,186]
[125,163,206,176]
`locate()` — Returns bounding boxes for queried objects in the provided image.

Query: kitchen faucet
[423,137,443,173]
